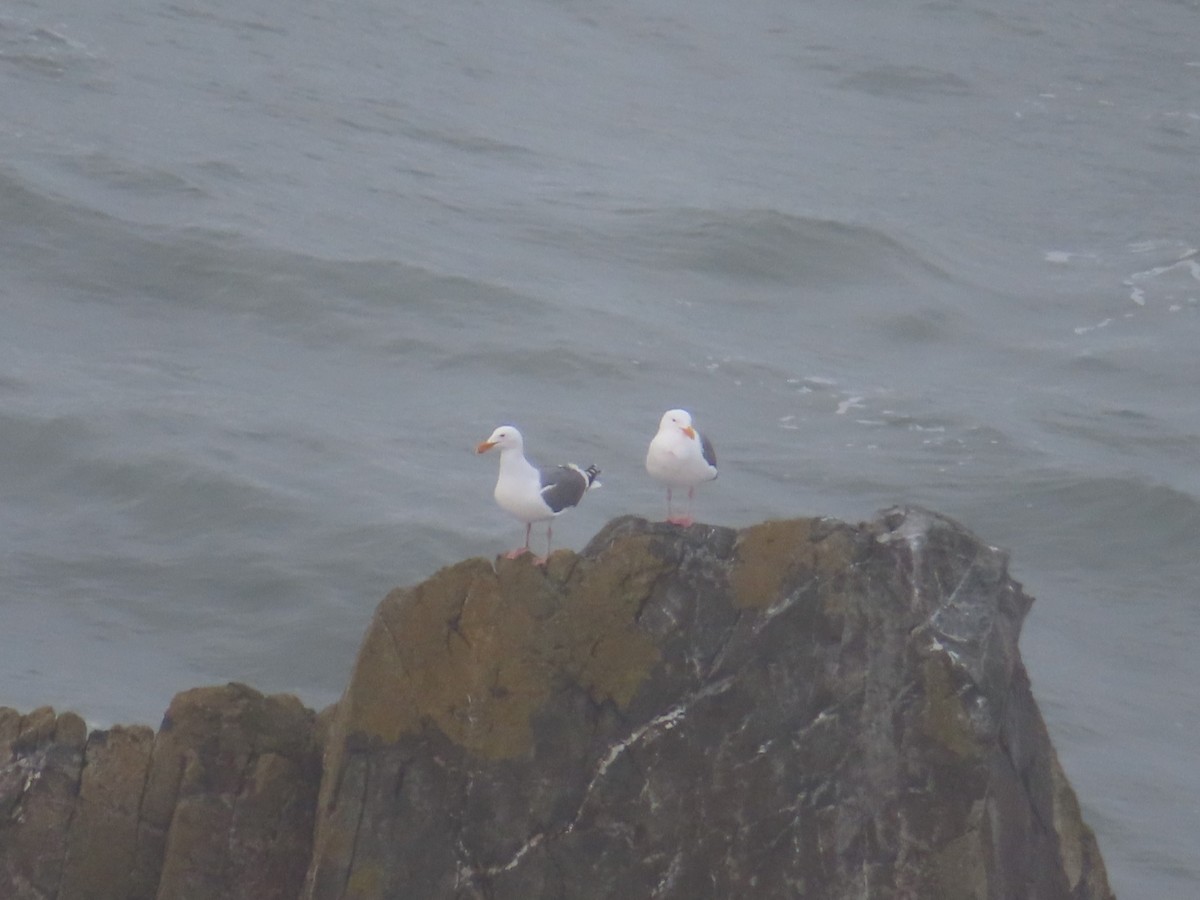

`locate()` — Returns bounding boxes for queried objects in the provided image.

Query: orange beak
[681,425,696,439]
[476,440,496,454]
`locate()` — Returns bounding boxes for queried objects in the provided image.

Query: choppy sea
[2,0,1198,894]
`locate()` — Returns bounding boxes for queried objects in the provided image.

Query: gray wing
[539,465,588,513]
[700,433,718,470]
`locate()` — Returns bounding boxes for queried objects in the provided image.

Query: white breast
[646,429,715,487]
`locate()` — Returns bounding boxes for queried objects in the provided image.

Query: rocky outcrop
[1,685,320,900]
[1,509,1114,899]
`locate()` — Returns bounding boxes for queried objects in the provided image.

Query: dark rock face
[304,509,1113,899]
[0,509,1114,899]
[1,684,320,900]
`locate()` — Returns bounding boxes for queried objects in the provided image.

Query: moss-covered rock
[304,510,1114,900]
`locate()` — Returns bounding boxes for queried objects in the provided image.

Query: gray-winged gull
[477,425,600,560]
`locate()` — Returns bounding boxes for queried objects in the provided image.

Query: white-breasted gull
[645,408,717,526]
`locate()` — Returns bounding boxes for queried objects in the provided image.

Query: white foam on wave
[1044,249,1099,265]
[1069,243,1198,333]
[1124,248,1200,307]
[1073,318,1113,335]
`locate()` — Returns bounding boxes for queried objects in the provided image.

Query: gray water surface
[2,1,1198,895]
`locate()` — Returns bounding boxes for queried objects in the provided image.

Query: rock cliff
[1,508,1114,899]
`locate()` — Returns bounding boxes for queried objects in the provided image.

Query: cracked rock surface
[1,509,1114,899]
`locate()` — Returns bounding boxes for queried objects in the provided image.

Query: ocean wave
[0,164,99,231]
[0,14,95,80]
[600,206,961,288]
[1035,405,1199,462]
[837,64,974,101]
[0,168,555,350]
[1,412,298,538]
[1009,473,1200,567]
[439,341,642,384]
[0,412,97,491]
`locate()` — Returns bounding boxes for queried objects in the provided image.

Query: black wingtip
[584,464,601,485]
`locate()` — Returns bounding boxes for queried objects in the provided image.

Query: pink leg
[666,485,692,526]
[503,523,533,559]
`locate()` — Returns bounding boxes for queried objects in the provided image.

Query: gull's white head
[476,425,524,454]
[659,408,696,440]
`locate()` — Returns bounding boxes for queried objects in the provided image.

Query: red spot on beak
[476,440,496,454]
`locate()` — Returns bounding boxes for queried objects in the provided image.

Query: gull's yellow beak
[476,440,497,454]
[681,425,696,439]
